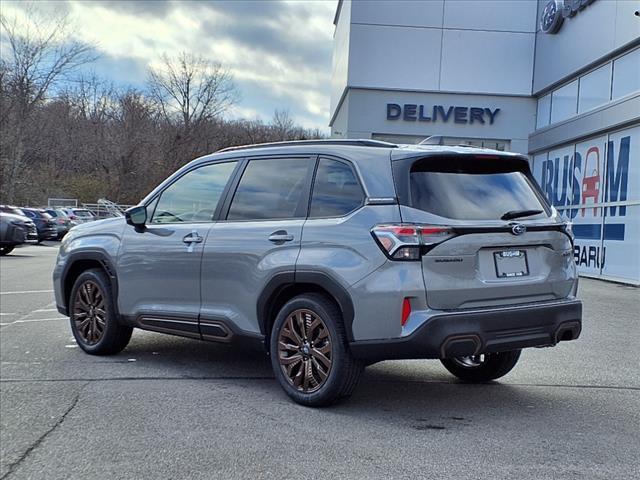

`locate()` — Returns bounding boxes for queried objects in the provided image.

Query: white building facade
[330,0,640,284]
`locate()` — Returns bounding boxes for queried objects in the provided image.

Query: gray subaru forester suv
[53,140,582,406]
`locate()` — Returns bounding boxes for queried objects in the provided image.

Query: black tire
[69,268,132,355]
[441,350,521,382]
[270,293,363,407]
[0,245,15,255]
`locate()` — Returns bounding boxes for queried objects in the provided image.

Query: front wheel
[69,268,132,355]
[270,293,363,407]
[440,350,521,382]
[0,245,15,255]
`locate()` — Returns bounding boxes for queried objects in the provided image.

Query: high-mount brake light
[371,224,455,260]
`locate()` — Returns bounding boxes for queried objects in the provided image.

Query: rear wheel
[69,268,132,355]
[0,245,15,255]
[270,293,363,407]
[441,350,521,382]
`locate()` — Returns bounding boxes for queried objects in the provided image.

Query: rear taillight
[371,224,455,260]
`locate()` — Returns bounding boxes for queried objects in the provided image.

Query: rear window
[74,210,93,217]
[409,157,548,221]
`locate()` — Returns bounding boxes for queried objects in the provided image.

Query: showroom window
[536,48,638,130]
[536,93,551,128]
[550,80,578,124]
[578,63,612,114]
[612,48,640,100]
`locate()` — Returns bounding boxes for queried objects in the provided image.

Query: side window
[151,161,237,223]
[227,158,310,221]
[309,158,364,218]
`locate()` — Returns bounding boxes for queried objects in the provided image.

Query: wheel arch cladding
[258,271,355,342]
[63,252,119,314]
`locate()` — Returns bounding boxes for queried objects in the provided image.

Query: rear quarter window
[309,158,364,218]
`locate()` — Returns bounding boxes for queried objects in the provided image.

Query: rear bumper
[349,299,582,361]
[38,227,58,240]
[4,224,26,244]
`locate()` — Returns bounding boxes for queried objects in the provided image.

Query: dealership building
[330,0,640,284]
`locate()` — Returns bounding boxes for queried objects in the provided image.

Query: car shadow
[120,332,579,426]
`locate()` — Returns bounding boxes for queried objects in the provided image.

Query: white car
[61,208,96,224]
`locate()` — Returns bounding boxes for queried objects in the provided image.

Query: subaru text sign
[387,104,500,125]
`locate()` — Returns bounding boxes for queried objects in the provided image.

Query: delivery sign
[532,125,639,283]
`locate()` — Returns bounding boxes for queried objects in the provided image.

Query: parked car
[0,212,38,255]
[21,208,58,242]
[53,139,582,406]
[0,206,38,245]
[0,205,26,216]
[60,208,96,224]
[45,209,75,239]
[0,212,26,255]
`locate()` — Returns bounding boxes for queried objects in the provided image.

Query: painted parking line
[0,317,66,326]
[34,308,59,312]
[0,290,54,295]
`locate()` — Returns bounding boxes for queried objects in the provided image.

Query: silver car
[53,140,582,406]
[61,208,96,224]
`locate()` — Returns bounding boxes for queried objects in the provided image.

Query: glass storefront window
[612,48,640,100]
[536,93,551,129]
[530,125,640,284]
[578,63,612,114]
[550,80,578,124]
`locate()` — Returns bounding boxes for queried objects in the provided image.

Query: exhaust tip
[555,321,581,343]
[441,334,482,358]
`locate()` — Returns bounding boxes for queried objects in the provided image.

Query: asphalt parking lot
[1,243,639,479]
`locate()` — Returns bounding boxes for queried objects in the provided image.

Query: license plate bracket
[493,249,529,278]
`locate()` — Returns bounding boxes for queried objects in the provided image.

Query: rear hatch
[392,151,576,310]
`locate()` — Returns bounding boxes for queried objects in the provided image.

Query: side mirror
[125,206,147,229]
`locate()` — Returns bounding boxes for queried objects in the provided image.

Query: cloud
[1,0,337,131]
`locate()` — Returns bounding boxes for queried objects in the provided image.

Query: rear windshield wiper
[500,209,543,221]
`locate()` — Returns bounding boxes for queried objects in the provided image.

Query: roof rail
[217,139,398,153]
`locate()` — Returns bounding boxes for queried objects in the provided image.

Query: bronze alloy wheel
[73,280,107,345]
[278,308,333,393]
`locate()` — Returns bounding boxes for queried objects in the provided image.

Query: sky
[2,0,338,131]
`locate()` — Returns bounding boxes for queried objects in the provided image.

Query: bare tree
[271,109,295,140]
[0,6,96,202]
[147,52,239,131]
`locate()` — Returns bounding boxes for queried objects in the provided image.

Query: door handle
[268,230,294,243]
[182,231,203,244]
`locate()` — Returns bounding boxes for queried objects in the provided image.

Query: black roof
[217,139,398,153]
